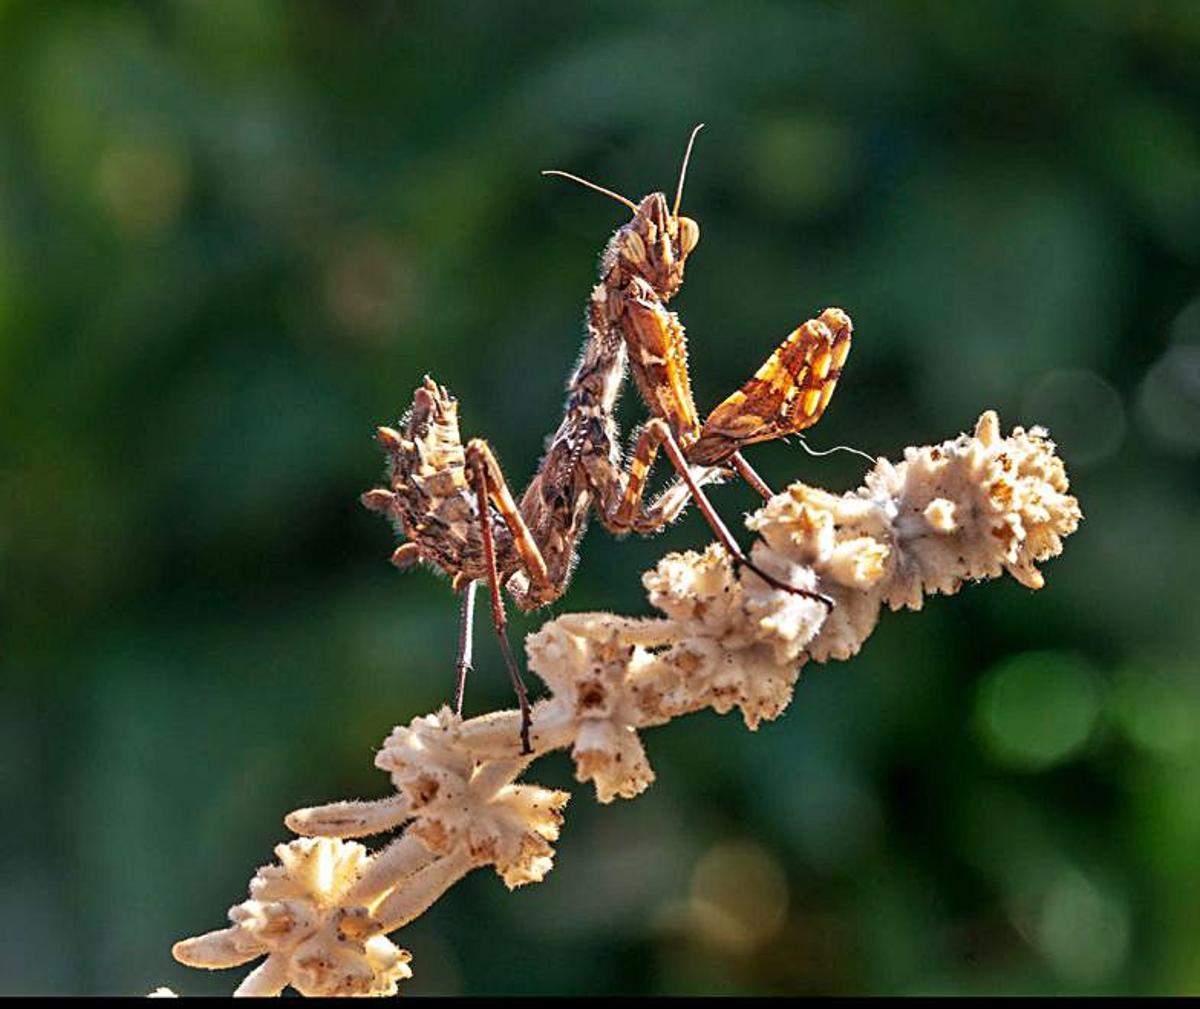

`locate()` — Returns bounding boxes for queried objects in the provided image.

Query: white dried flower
[642,543,825,727]
[372,707,571,888]
[750,411,1083,661]
[172,410,1081,997]
[172,838,411,997]
[526,613,671,802]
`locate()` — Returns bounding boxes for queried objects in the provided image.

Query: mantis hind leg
[465,438,551,754]
[452,579,477,718]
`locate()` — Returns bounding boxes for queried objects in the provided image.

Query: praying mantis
[363,126,852,752]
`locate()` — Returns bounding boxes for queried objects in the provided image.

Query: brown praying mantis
[363,126,852,753]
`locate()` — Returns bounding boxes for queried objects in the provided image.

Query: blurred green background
[3,0,1200,996]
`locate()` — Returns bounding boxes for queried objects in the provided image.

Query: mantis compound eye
[619,228,647,265]
[678,216,700,255]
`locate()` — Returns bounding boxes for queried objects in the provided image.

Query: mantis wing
[689,307,852,466]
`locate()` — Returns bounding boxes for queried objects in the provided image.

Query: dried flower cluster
[171,412,1080,996]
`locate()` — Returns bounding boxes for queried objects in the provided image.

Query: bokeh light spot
[1137,343,1200,457]
[686,840,789,953]
[780,766,881,874]
[322,231,414,342]
[1035,868,1130,984]
[95,134,189,238]
[1111,668,1199,759]
[1168,293,1200,346]
[750,114,858,216]
[1022,369,1126,467]
[975,652,1101,771]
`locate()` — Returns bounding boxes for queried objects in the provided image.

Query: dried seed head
[172,838,412,998]
[173,410,1081,996]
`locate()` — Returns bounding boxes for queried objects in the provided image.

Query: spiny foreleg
[620,289,779,505]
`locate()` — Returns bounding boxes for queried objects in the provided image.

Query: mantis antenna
[540,170,638,213]
[672,123,705,220]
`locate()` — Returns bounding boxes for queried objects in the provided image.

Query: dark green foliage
[2,0,1198,995]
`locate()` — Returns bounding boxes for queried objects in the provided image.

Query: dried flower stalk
[172,412,1081,996]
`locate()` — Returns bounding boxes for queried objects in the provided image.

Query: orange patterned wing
[622,289,703,448]
[689,307,852,466]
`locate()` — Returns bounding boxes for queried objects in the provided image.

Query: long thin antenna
[672,123,705,219]
[541,170,638,213]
